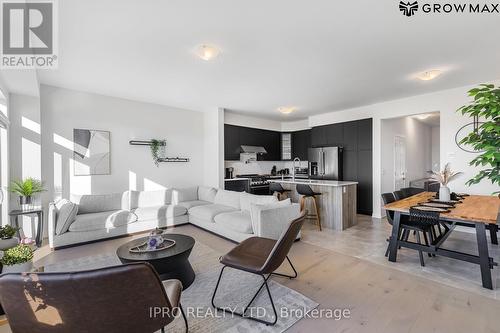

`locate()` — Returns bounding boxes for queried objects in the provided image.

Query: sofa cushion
[132,205,187,221]
[55,199,78,235]
[71,193,123,214]
[239,192,278,212]
[172,187,198,204]
[214,190,241,209]
[188,204,237,222]
[177,200,211,210]
[198,186,217,203]
[127,190,172,209]
[250,199,292,234]
[214,211,253,234]
[68,210,136,232]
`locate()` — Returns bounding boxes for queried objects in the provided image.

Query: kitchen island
[270,179,358,231]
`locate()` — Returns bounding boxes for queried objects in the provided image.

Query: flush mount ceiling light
[195,44,220,61]
[278,106,296,114]
[417,70,442,81]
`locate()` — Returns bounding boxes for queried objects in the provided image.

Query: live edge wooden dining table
[384,192,500,290]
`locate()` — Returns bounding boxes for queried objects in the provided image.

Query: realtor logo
[1,0,58,68]
[399,1,419,16]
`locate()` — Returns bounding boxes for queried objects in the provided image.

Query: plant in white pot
[0,244,34,273]
[8,178,45,210]
[430,163,463,201]
[0,225,19,251]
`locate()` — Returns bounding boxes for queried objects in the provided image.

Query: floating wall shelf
[129,139,190,162]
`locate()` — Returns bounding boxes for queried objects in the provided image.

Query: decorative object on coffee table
[117,233,195,288]
[73,129,110,175]
[9,208,44,247]
[429,163,462,202]
[129,228,176,253]
[8,177,45,210]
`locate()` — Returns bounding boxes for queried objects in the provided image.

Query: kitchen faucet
[292,157,301,181]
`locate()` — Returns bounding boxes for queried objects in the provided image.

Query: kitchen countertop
[224,178,250,181]
[269,179,358,187]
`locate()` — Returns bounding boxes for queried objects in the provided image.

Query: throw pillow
[55,199,78,235]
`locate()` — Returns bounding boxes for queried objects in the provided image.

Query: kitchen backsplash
[225,160,308,176]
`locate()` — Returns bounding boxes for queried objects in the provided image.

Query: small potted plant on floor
[9,177,45,210]
[0,244,34,273]
[0,225,19,251]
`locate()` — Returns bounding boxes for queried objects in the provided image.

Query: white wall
[40,85,206,201]
[204,108,224,188]
[309,79,500,218]
[381,116,432,195]
[431,126,440,171]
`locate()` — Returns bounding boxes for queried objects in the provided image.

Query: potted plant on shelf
[457,84,500,196]
[430,163,463,201]
[9,177,45,210]
[150,139,166,167]
[0,225,19,251]
[0,244,34,273]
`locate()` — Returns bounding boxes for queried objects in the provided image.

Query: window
[281,133,292,160]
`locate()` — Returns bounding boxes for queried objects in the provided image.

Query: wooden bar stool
[269,182,291,200]
[296,184,322,231]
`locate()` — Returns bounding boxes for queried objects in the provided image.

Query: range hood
[240,145,267,154]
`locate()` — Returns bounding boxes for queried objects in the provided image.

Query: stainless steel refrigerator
[308,147,343,180]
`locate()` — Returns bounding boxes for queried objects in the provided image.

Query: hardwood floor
[1,222,500,332]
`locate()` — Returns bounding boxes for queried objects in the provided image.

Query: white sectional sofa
[48,186,300,249]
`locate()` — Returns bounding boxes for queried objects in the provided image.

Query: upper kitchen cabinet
[292,129,311,160]
[238,126,261,147]
[311,126,327,147]
[326,123,343,146]
[224,124,241,160]
[357,118,372,150]
[342,121,358,151]
[260,129,281,161]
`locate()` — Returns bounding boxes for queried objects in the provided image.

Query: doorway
[394,135,406,190]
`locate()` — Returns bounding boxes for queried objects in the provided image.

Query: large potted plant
[457,84,500,195]
[0,244,34,273]
[9,177,45,210]
[0,225,19,251]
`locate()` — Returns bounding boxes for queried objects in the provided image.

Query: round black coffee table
[116,234,195,289]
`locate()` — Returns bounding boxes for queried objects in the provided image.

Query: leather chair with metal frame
[211,211,306,326]
[0,263,188,333]
[401,187,425,198]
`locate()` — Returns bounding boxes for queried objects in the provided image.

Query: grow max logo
[1,0,58,68]
[399,0,500,16]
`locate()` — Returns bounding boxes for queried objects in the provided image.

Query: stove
[236,174,270,195]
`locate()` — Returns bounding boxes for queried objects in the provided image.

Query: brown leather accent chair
[0,263,188,333]
[211,211,306,326]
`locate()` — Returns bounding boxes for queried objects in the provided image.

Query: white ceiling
[37,0,500,120]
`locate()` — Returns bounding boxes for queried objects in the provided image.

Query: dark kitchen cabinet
[357,150,373,215]
[224,124,241,160]
[326,123,343,146]
[239,126,260,147]
[342,121,358,151]
[292,129,311,160]
[311,126,327,147]
[357,118,372,151]
[261,130,281,161]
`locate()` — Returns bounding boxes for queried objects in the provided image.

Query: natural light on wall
[144,178,166,191]
[53,152,62,200]
[69,158,91,194]
[129,171,137,191]
[21,116,41,134]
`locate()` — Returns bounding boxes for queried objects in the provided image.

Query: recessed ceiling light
[417,70,442,81]
[278,106,296,114]
[195,44,220,61]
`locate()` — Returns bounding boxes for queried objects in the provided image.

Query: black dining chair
[382,194,434,265]
[401,187,425,198]
[393,190,405,200]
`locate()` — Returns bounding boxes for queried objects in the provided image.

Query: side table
[8,208,43,247]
